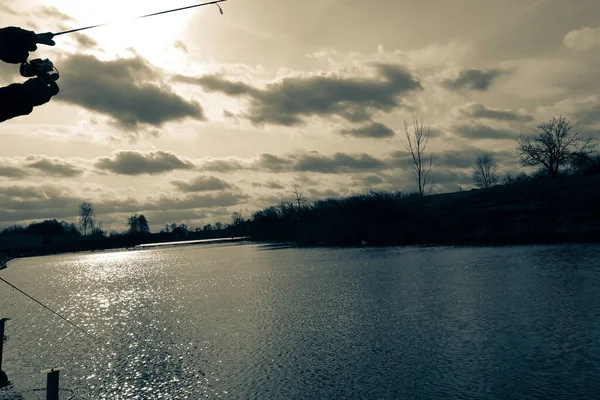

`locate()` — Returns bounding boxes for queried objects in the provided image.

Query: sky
[1,0,600,232]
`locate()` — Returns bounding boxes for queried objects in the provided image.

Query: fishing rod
[0,277,100,341]
[20,0,228,93]
[50,0,227,37]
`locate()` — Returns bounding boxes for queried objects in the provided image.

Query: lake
[1,243,600,399]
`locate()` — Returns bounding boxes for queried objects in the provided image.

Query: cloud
[25,155,84,177]
[0,4,17,15]
[254,153,294,172]
[341,122,395,138]
[0,185,81,223]
[174,40,188,53]
[441,68,507,91]
[72,33,98,48]
[36,6,74,22]
[57,54,205,129]
[202,158,246,172]
[431,170,473,186]
[98,192,250,215]
[0,156,88,178]
[172,175,233,192]
[251,180,285,189]
[453,103,534,122]
[200,151,389,174]
[452,123,516,140]
[95,150,195,175]
[350,174,386,188]
[175,63,422,126]
[293,152,386,173]
[0,166,27,178]
[536,95,600,140]
[564,26,600,51]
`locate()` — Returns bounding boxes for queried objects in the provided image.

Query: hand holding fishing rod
[0,0,227,123]
[0,27,59,123]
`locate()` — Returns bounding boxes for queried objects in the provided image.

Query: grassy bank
[248,174,600,246]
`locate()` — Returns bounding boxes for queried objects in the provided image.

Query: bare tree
[292,184,308,209]
[231,212,244,226]
[78,202,95,236]
[516,115,595,178]
[404,116,433,199]
[472,154,498,189]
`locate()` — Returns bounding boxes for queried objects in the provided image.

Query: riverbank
[249,173,600,246]
[0,254,12,270]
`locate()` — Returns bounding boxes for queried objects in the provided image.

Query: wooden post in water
[0,317,9,372]
[41,367,63,400]
[0,317,10,388]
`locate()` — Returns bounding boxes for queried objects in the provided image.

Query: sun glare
[88,250,134,264]
[48,0,204,64]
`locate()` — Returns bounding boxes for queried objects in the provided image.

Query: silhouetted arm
[0,83,34,122]
[0,78,58,123]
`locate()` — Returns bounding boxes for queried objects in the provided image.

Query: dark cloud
[175,63,422,126]
[95,151,195,175]
[341,122,395,138]
[172,175,232,192]
[57,54,205,128]
[255,153,294,172]
[201,151,388,174]
[452,123,516,140]
[455,103,534,122]
[0,185,81,224]
[293,152,386,173]
[25,155,83,177]
[442,68,507,92]
[179,74,257,96]
[0,166,28,178]
[223,110,238,119]
[72,33,98,48]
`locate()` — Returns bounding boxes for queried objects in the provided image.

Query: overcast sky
[1,0,599,232]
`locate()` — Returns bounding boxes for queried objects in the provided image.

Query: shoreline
[1,238,598,269]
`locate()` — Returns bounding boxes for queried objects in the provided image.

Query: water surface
[1,243,599,399]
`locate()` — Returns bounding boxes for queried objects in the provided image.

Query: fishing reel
[20,58,59,82]
[19,58,60,95]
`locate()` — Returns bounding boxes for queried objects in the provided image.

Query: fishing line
[0,277,100,341]
[50,0,227,37]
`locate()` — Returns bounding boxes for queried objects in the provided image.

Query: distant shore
[2,174,599,263]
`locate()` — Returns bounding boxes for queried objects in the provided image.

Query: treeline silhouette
[0,216,247,259]
[248,172,600,246]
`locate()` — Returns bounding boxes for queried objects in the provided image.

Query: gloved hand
[0,27,55,64]
[22,77,59,106]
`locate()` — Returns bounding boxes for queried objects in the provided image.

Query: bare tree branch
[516,115,595,178]
[472,154,498,189]
[405,116,433,199]
[78,202,95,236]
